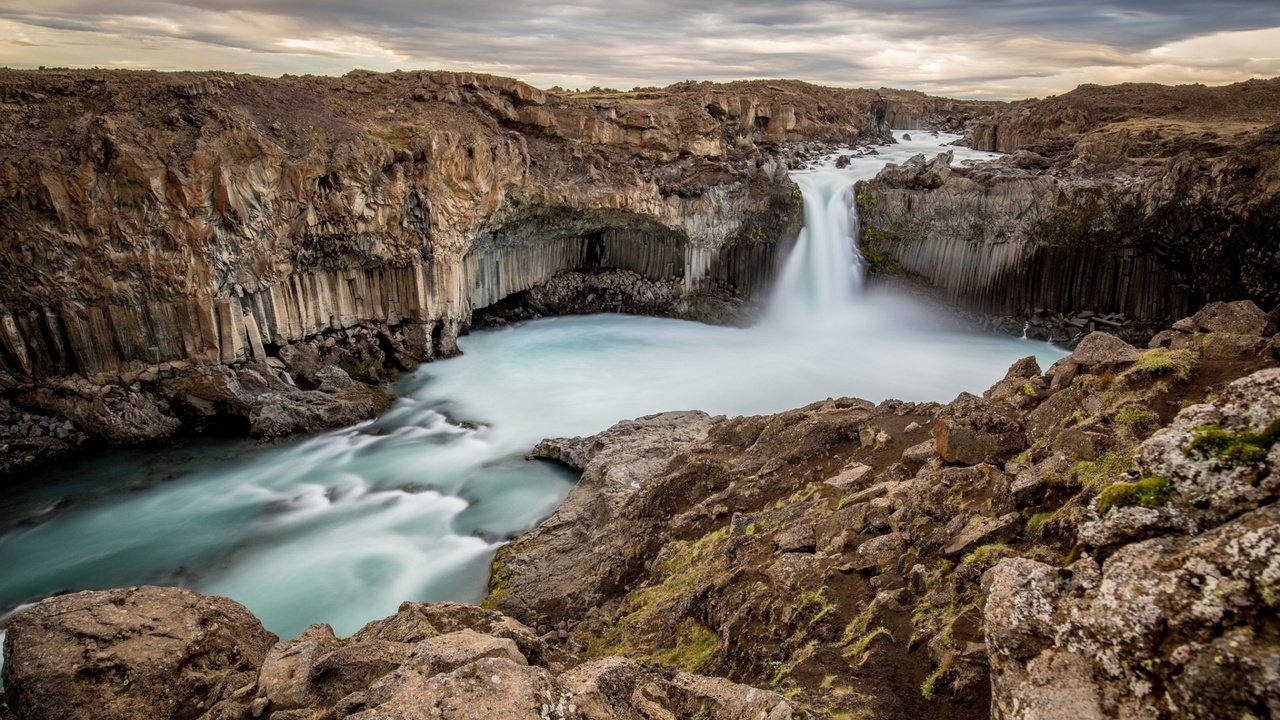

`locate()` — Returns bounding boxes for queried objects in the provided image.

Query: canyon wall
[0,71,904,388]
[0,70,935,464]
[858,78,1280,340]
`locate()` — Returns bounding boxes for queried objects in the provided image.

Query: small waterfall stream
[0,132,1060,660]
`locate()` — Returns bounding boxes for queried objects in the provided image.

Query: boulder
[986,504,1280,720]
[312,365,354,392]
[1068,332,1140,371]
[1,586,276,720]
[1188,300,1269,336]
[853,532,909,571]
[408,630,526,674]
[257,624,342,711]
[351,601,544,664]
[943,513,1021,558]
[934,393,1025,465]
[1052,428,1109,460]
[775,521,816,553]
[825,462,872,491]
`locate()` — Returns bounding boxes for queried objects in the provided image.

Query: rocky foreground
[2,300,1277,719]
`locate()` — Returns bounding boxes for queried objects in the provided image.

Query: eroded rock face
[987,505,1280,720]
[1,586,276,720]
[0,69,912,387]
[0,69,957,471]
[494,410,718,622]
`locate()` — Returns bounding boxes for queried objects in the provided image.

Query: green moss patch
[1113,405,1161,429]
[1096,476,1172,514]
[1123,348,1200,381]
[1072,450,1134,491]
[340,383,394,415]
[650,619,719,672]
[1182,419,1280,467]
[960,543,1014,570]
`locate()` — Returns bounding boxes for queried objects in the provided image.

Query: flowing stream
[0,131,1065,659]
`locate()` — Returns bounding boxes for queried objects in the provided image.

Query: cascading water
[766,134,966,321]
[768,171,863,316]
[0,132,1061,661]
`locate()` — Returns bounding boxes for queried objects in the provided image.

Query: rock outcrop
[0,592,800,720]
[857,78,1280,342]
[1,586,276,720]
[486,302,1278,719]
[0,70,907,385]
[986,366,1280,719]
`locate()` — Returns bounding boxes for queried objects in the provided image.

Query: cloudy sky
[1,1,1278,99]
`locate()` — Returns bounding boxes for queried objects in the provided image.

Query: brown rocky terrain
[484,301,1280,719]
[0,587,800,720]
[0,68,986,474]
[857,78,1280,343]
[3,71,1280,720]
[4,300,1277,720]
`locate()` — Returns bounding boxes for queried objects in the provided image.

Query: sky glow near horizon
[0,1,1278,99]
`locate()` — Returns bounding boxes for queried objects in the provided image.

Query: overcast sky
[2,1,1278,99]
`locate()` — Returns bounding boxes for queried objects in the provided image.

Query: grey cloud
[0,0,1276,97]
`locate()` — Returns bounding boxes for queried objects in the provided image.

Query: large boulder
[1187,300,1269,336]
[1,586,276,720]
[3,589,799,720]
[1079,367,1280,547]
[1067,332,1141,371]
[985,367,1280,719]
[933,393,1025,465]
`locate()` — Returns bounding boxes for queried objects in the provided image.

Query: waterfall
[768,170,864,317]
[765,131,1000,322]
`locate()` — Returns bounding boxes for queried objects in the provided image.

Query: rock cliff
[0,69,930,471]
[857,79,1280,342]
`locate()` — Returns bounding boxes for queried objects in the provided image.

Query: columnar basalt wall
[1,69,943,465]
[857,79,1280,339]
[0,70,917,392]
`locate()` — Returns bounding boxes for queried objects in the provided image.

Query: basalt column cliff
[856,79,1280,342]
[0,71,968,467]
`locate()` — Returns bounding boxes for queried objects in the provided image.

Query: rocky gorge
[0,68,996,473]
[857,78,1280,344]
[2,67,1280,720]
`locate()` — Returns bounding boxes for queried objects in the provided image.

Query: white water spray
[768,132,1003,322]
